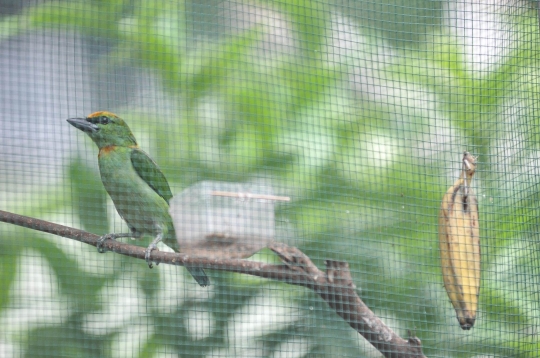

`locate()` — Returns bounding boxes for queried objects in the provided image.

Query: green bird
[67,111,209,287]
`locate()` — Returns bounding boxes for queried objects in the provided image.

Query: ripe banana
[439,151,481,330]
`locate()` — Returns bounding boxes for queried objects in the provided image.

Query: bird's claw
[145,243,159,268]
[97,234,115,253]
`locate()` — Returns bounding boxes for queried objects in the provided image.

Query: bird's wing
[130,148,173,203]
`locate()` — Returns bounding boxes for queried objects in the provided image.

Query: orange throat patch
[99,145,117,158]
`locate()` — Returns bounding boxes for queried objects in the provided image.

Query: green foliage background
[1,1,540,357]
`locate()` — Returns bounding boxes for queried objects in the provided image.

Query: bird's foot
[145,243,159,268]
[97,233,116,253]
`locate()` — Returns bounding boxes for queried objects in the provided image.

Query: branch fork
[0,210,426,358]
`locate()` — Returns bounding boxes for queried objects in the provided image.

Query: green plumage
[130,149,173,203]
[67,111,209,286]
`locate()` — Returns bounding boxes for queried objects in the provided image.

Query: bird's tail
[164,229,210,287]
[186,266,210,287]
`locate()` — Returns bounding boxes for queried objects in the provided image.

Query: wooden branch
[0,210,426,358]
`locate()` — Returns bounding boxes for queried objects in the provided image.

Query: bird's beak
[67,118,99,133]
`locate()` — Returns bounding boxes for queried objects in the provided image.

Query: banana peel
[439,151,481,330]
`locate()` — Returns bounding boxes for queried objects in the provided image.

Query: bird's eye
[100,116,110,124]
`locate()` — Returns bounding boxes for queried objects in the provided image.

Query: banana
[439,151,481,330]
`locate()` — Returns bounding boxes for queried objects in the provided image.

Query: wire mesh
[0,0,539,357]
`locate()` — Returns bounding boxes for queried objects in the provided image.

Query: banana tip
[458,317,475,330]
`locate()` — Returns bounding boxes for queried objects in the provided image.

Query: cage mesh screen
[0,1,539,357]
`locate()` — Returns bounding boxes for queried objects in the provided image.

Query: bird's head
[67,111,138,149]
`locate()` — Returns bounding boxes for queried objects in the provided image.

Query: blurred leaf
[0,228,19,309]
[182,28,263,98]
[274,0,329,53]
[27,1,119,37]
[28,234,105,307]
[0,15,29,41]
[137,263,161,297]
[25,325,104,358]
[68,157,109,235]
[336,0,444,46]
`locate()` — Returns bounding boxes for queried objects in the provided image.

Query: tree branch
[0,209,426,358]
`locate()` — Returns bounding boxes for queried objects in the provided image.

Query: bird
[67,111,209,287]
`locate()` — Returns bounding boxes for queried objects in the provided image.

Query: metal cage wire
[0,1,539,357]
